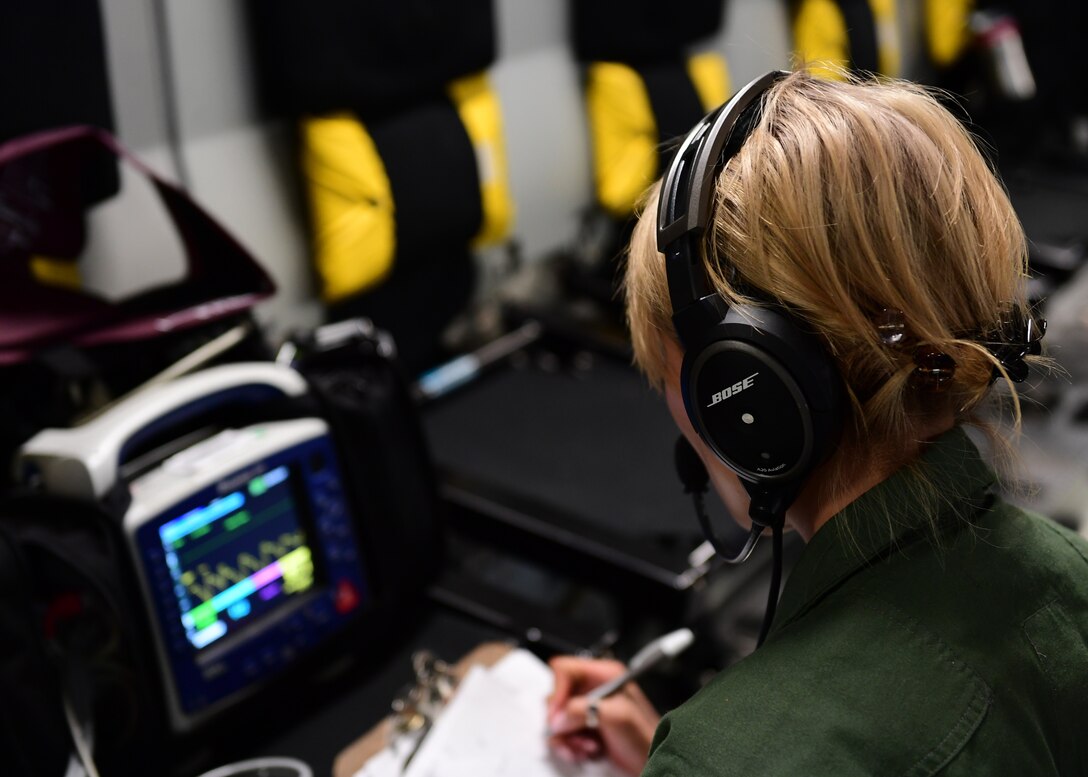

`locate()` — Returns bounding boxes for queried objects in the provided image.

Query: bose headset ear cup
[654,69,846,497]
[680,303,844,488]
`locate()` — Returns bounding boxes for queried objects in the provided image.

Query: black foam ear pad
[680,304,843,486]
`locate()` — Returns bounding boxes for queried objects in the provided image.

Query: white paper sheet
[353,650,624,777]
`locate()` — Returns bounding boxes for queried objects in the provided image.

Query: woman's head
[626,70,1034,483]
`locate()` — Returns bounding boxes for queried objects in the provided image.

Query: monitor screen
[157,465,317,651]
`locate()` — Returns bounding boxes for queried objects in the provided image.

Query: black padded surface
[251,0,495,118]
[571,0,726,64]
[423,353,732,538]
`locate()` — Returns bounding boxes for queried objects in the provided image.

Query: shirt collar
[769,426,997,635]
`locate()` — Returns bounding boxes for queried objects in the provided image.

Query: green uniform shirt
[643,427,1088,776]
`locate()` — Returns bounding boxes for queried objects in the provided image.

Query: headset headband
[655,71,834,625]
[656,70,789,318]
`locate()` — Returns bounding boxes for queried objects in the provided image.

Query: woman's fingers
[547,688,662,777]
[546,656,626,722]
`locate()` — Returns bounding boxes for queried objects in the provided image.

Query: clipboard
[332,641,516,777]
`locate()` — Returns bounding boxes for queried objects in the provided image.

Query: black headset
[659,70,847,643]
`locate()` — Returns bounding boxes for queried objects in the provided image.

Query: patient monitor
[18,363,369,731]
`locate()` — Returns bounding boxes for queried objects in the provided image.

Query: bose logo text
[706,372,759,407]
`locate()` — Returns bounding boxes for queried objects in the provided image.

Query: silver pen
[585,628,695,703]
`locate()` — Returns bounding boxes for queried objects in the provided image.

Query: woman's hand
[546,656,661,776]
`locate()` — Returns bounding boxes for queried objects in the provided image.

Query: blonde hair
[626,70,1036,476]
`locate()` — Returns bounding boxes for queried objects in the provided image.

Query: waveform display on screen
[158,465,316,650]
[178,530,307,601]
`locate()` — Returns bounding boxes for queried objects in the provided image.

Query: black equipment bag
[288,320,445,606]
